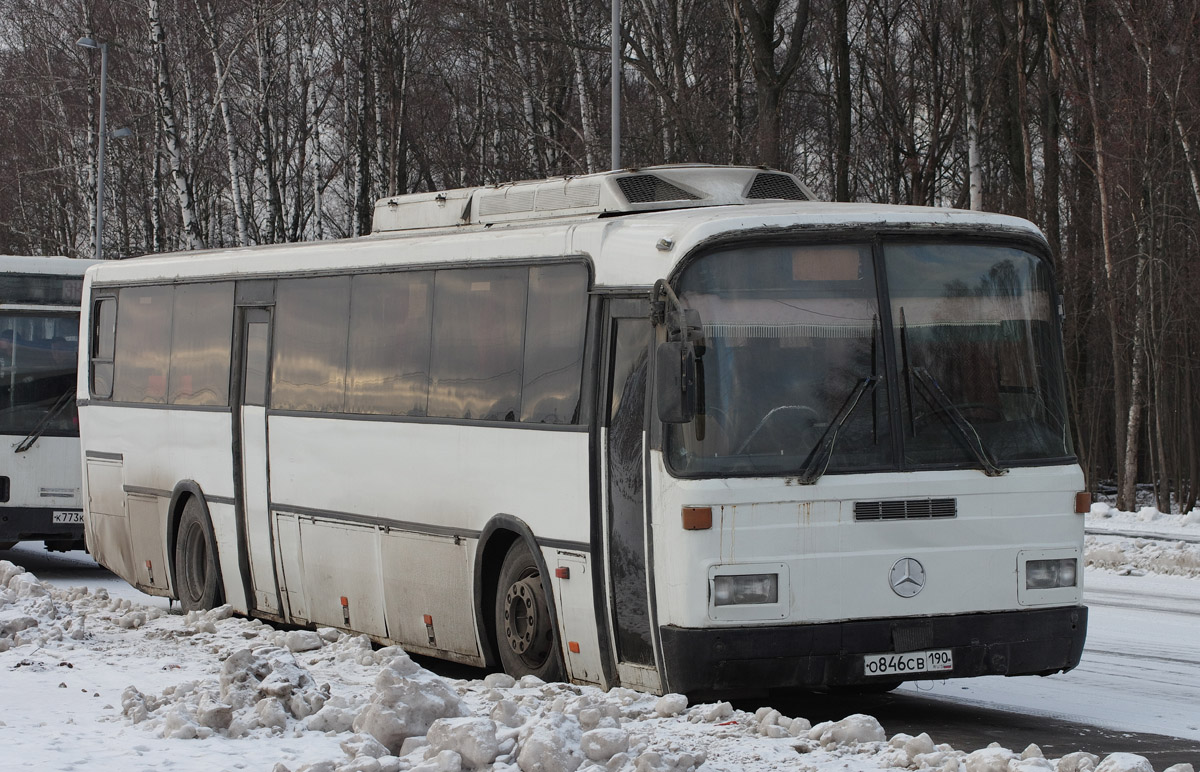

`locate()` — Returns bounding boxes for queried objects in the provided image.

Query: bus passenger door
[236,307,281,615]
[601,302,662,692]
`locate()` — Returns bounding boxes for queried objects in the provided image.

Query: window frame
[89,295,117,400]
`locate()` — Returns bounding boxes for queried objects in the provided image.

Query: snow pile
[0,559,1193,772]
[1084,535,1200,578]
[1085,503,1200,578]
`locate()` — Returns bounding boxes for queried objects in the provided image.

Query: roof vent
[478,189,536,217]
[747,172,808,200]
[617,175,701,204]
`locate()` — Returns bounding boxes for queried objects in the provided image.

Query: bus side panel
[294,517,387,638]
[80,405,241,607]
[84,455,133,582]
[549,551,604,685]
[265,416,592,664]
[380,531,477,658]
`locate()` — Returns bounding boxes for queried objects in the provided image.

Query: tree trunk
[199,2,249,246]
[961,0,982,210]
[834,0,851,200]
[254,5,286,243]
[353,0,373,236]
[1081,8,1132,508]
[566,0,599,172]
[150,0,203,250]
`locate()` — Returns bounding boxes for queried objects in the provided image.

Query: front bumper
[659,605,1087,695]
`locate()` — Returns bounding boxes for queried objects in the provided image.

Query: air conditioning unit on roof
[371,165,815,233]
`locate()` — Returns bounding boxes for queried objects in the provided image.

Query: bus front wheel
[174,497,222,611]
[495,541,564,682]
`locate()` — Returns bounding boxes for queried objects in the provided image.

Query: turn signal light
[682,506,712,530]
[1075,491,1091,514]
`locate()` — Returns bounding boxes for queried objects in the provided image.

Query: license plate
[52,511,84,524]
[863,648,953,677]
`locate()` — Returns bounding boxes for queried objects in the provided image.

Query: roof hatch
[371,164,816,233]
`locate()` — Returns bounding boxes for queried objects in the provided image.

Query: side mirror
[656,340,697,424]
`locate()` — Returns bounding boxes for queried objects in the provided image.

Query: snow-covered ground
[1,508,1197,772]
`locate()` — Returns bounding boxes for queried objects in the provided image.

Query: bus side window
[91,297,116,399]
[521,263,588,424]
[169,283,234,406]
[428,267,526,421]
[113,286,173,404]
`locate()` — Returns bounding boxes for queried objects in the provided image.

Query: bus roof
[84,173,1046,290]
[0,255,97,277]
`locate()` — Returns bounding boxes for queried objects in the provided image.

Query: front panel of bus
[0,280,86,550]
[650,233,1086,693]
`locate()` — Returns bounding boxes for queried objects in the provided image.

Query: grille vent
[746,172,807,200]
[854,498,957,521]
[477,190,536,216]
[617,175,700,204]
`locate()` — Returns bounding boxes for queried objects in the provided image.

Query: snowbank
[1085,503,1200,578]
[0,560,1192,772]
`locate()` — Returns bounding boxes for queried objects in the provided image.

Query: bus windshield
[664,240,1073,477]
[0,313,80,436]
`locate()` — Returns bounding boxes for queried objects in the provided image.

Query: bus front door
[236,306,281,615]
[602,302,662,692]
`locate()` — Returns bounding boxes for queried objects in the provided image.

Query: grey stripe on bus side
[271,501,589,551]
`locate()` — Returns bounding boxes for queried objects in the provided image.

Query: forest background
[0,0,1197,513]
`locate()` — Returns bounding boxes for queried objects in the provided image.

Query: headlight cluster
[713,573,779,606]
[1025,558,1077,589]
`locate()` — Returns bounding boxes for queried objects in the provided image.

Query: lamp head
[76,36,100,49]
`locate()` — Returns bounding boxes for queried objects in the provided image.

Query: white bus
[0,255,96,552]
[78,165,1086,694]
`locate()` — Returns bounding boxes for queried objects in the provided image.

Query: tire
[494,541,564,682]
[174,496,222,611]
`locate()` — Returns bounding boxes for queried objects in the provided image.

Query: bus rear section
[0,259,91,552]
[646,235,1087,694]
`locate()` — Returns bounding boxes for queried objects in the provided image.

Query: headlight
[713,573,779,606]
[1026,558,1077,589]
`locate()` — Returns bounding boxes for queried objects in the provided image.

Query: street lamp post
[77,36,109,260]
[611,0,621,170]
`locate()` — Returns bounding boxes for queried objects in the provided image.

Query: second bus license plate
[52,510,84,524]
[863,648,953,677]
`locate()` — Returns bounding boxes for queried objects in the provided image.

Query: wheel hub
[503,576,548,659]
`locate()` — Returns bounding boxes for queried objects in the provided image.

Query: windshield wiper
[796,375,881,485]
[910,366,1007,477]
[15,388,74,454]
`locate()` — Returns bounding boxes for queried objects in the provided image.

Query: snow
[2,507,1199,772]
[1084,503,1200,578]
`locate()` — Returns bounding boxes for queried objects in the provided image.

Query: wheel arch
[166,481,222,600]
[473,514,562,672]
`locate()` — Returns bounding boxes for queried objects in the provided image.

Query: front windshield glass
[663,238,1074,478]
[0,313,80,436]
[665,243,893,476]
[888,243,1072,467]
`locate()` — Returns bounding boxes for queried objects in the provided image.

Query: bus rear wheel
[495,541,564,682]
[174,497,222,611]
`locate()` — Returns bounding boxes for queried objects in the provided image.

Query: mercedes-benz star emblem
[890,558,926,598]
